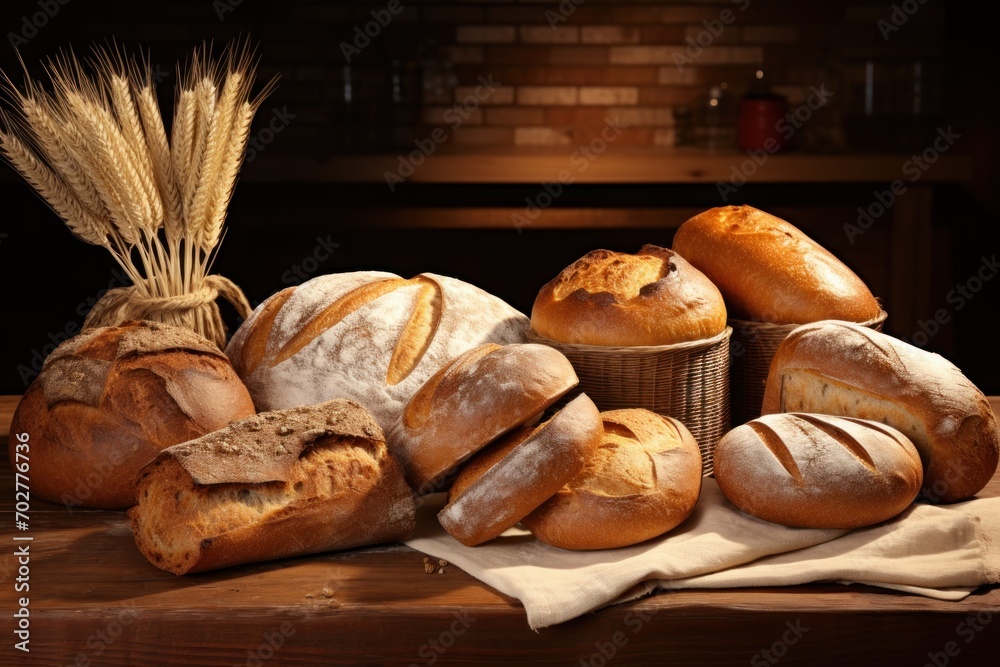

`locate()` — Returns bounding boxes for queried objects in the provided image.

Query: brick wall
[1,1,948,155]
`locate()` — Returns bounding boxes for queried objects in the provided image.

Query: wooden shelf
[239,148,975,185]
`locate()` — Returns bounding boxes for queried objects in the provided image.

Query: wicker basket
[729,310,888,426]
[525,327,732,476]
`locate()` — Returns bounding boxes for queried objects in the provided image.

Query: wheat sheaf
[0,42,277,348]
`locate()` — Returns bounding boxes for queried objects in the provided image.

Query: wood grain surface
[1,396,998,665]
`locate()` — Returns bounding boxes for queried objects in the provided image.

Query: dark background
[0,0,997,394]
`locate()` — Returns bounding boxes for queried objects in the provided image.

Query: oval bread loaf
[129,399,415,575]
[714,413,923,529]
[762,321,1000,503]
[673,205,881,324]
[530,245,727,346]
[522,409,703,550]
[438,394,603,547]
[11,320,256,509]
[225,271,529,433]
[394,343,578,492]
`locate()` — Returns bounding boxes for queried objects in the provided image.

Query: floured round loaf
[522,409,703,550]
[225,271,529,433]
[762,321,999,503]
[714,413,923,528]
[11,320,255,509]
[394,343,578,492]
[129,399,415,575]
[530,245,727,346]
[673,205,881,324]
[438,394,603,547]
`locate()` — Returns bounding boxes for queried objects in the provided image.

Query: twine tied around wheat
[0,43,275,348]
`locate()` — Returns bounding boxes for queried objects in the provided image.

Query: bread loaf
[762,321,999,503]
[673,205,881,324]
[394,343,578,491]
[522,409,703,550]
[11,321,255,510]
[714,413,923,528]
[129,399,415,575]
[225,271,529,433]
[438,394,603,547]
[530,245,727,346]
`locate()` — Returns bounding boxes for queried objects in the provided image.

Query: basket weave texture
[526,327,732,475]
[728,310,888,426]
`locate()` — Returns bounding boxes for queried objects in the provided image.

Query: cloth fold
[405,479,1000,629]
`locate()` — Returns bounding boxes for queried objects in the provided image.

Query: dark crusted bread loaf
[11,320,255,510]
[129,399,415,575]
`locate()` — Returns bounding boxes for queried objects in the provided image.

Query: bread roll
[522,409,703,550]
[11,321,255,510]
[762,321,999,503]
[530,245,727,346]
[394,343,578,491]
[673,205,881,324]
[129,399,415,575]
[438,394,603,547]
[714,413,923,528]
[225,272,528,433]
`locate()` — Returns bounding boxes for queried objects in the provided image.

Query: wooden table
[2,394,998,666]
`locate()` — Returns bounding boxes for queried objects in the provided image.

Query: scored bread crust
[672,205,881,324]
[521,409,703,550]
[128,399,415,575]
[714,412,924,529]
[224,271,529,435]
[393,343,579,491]
[11,320,255,510]
[530,245,727,346]
[761,321,1000,503]
[437,394,603,547]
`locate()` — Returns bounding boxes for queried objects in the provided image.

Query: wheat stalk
[0,41,274,348]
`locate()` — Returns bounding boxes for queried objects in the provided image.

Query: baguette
[438,394,603,547]
[129,399,415,574]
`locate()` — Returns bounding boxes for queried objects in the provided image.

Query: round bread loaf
[530,245,727,346]
[762,320,1000,503]
[393,343,578,492]
[672,205,881,324]
[715,413,923,528]
[522,409,703,550]
[438,394,603,547]
[11,321,256,509]
[225,271,529,433]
